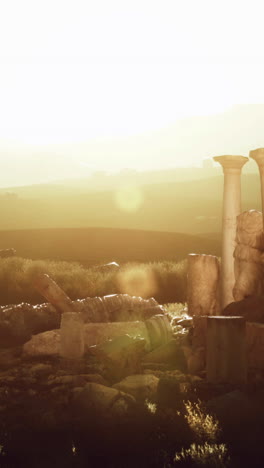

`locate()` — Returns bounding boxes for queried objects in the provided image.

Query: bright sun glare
[0,0,264,182]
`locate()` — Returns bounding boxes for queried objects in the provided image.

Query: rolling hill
[0,172,261,235]
[0,227,221,266]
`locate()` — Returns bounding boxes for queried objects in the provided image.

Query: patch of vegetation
[173,442,230,467]
[0,257,188,306]
[184,400,221,443]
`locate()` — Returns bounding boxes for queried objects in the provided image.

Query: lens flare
[114,186,143,213]
[117,266,158,298]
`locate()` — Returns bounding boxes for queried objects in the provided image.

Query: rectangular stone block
[246,322,264,370]
[206,316,247,384]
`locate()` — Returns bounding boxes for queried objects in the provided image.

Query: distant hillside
[0,103,263,187]
[0,227,221,265]
[0,172,261,235]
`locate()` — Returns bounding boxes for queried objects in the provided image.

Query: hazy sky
[1,0,264,184]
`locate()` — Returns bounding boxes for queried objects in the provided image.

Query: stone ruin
[185,148,264,385]
[2,149,264,420]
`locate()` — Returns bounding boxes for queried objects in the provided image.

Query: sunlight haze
[1,0,264,185]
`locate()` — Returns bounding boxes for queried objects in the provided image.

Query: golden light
[116,265,158,299]
[114,186,143,213]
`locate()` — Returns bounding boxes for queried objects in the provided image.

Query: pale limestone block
[187,254,220,316]
[60,312,84,359]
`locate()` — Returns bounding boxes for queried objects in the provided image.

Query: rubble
[23,321,151,357]
[89,334,147,381]
[71,382,136,416]
[113,374,159,401]
[0,293,164,348]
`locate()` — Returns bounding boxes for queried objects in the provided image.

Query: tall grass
[0,257,187,306]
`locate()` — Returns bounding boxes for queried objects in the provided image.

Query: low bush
[0,257,188,306]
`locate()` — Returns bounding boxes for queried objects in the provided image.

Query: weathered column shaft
[187,254,220,316]
[60,312,84,359]
[213,156,248,309]
[206,316,247,384]
[250,148,264,227]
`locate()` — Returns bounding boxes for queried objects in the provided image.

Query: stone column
[206,316,247,384]
[187,254,220,316]
[60,312,84,359]
[213,156,248,308]
[250,148,264,225]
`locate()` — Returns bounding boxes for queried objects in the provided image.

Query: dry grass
[173,442,230,467]
[184,400,221,443]
[0,257,188,306]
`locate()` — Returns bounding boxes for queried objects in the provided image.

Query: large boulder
[113,374,159,401]
[71,382,136,417]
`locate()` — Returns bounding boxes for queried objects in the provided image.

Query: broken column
[213,155,248,309]
[187,254,220,316]
[250,148,264,225]
[233,210,264,301]
[33,273,75,313]
[206,316,247,384]
[60,312,84,359]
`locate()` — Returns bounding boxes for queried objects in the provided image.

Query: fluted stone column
[206,316,247,384]
[250,148,264,225]
[213,156,248,309]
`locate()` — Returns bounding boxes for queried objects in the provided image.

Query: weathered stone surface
[23,321,150,357]
[183,316,207,375]
[60,312,84,359]
[0,294,162,348]
[0,294,159,348]
[224,296,264,323]
[47,373,107,388]
[187,254,220,316]
[187,347,206,375]
[83,321,150,349]
[72,382,136,416]
[113,374,159,401]
[142,339,187,371]
[23,330,61,356]
[206,316,247,384]
[33,273,74,313]
[235,210,264,250]
[246,322,264,370]
[30,363,53,378]
[145,314,172,349]
[89,334,146,381]
[0,347,22,370]
[233,211,264,301]
[77,294,161,323]
[172,316,193,328]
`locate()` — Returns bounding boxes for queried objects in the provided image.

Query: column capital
[213,155,248,172]
[249,148,264,168]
